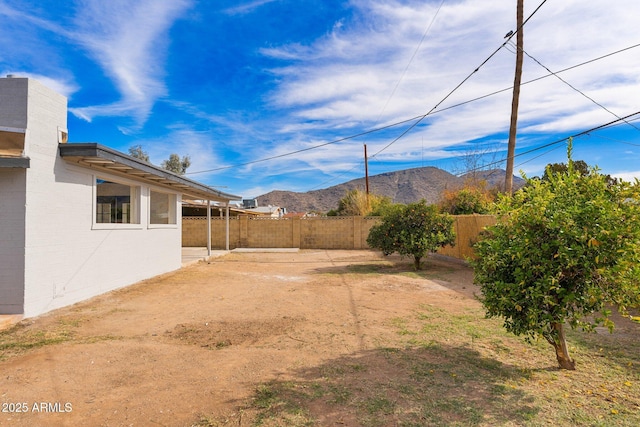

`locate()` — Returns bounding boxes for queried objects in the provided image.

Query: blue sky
[2,0,640,199]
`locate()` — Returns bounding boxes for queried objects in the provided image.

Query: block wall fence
[182,214,497,260]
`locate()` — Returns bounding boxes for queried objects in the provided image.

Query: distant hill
[256,167,524,213]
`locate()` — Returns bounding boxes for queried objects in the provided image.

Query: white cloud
[223,0,279,16]
[68,0,192,127]
[255,0,640,180]
[134,127,221,173]
[612,171,640,183]
[0,71,78,99]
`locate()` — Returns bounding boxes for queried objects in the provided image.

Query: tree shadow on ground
[212,344,540,427]
[316,252,480,300]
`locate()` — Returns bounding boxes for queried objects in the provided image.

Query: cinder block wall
[182,214,496,260]
[301,217,353,249]
[247,217,294,247]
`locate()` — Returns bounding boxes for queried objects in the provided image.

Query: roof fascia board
[0,156,30,168]
[59,143,240,201]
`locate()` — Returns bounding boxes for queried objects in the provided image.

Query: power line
[509,41,640,132]
[369,0,550,160]
[185,116,422,175]
[461,110,640,176]
[186,36,640,177]
[586,132,640,147]
[187,0,552,177]
[376,0,446,122]
[433,42,640,115]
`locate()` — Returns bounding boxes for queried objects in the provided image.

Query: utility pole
[505,0,524,194]
[364,144,370,209]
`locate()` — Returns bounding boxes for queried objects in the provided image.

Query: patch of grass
[0,319,122,361]
[223,300,639,427]
[360,395,395,415]
[0,327,74,359]
[390,317,417,336]
[251,383,315,426]
[327,384,352,404]
[346,263,394,274]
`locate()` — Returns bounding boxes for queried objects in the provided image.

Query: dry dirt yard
[1,250,638,427]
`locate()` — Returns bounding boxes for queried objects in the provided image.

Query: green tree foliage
[542,160,617,186]
[367,200,456,270]
[128,145,149,162]
[162,153,191,175]
[439,184,493,215]
[472,142,640,370]
[328,189,392,216]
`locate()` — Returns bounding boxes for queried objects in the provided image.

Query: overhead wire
[461,110,640,176]
[184,116,422,175]
[185,40,640,176]
[187,0,551,177]
[375,0,446,123]
[584,132,640,147]
[317,0,447,190]
[508,41,640,132]
[369,0,550,160]
[186,2,640,182]
[432,42,640,115]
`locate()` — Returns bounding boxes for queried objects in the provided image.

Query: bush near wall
[182,214,496,260]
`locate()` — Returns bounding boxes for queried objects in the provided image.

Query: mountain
[256,167,524,213]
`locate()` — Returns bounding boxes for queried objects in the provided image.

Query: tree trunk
[551,322,576,370]
[414,256,422,270]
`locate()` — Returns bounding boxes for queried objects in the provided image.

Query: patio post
[207,199,211,256]
[225,204,230,251]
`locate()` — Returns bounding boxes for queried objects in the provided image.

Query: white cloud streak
[253,0,640,182]
[222,0,279,16]
[68,0,192,128]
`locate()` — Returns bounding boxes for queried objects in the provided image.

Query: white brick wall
[1,77,182,318]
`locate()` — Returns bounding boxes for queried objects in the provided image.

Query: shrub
[367,200,456,270]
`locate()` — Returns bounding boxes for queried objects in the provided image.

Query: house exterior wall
[0,77,183,318]
[0,168,26,314]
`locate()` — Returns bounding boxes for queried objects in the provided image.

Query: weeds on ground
[196,296,639,426]
[0,316,120,360]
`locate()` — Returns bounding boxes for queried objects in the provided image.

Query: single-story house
[0,76,240,318]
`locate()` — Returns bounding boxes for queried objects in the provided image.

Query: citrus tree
[367,200,456,270]
[472,144,640,370]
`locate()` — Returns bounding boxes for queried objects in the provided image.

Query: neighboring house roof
[283,212,307,218]
[182,199,263,216]
[249,206,284,216]
[59,143,241,202]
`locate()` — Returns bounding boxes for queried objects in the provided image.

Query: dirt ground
[0,250,481,426]
[1,250,637,427]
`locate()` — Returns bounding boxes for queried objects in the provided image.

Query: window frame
[148,189,178,228]
[92,175,142,230]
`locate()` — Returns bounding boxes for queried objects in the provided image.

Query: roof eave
[58,143,241,202]
[0,156,30,168]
